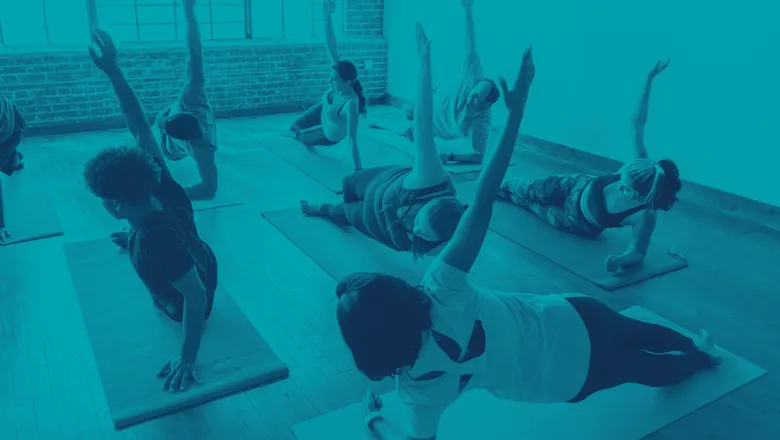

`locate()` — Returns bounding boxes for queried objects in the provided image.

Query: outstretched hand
[462,0,474,9]
[180,0,196,9]
[323,0,336,15]
[648,58,670,80]
[88,29,119,73]
[498,46,535,113]
[415,23,431,59]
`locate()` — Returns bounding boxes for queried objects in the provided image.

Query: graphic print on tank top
[408,320,486,393]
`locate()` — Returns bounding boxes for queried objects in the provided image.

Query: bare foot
[300,200,322,216]
[695,330,723,366]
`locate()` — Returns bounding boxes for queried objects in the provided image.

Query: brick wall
[0,0,387,134]
[345,0,385,38]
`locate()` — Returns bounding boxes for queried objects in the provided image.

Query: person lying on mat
[499,59,681,274]
[86,29,218,393]
[370,0,499,166]
[300,24,467,259]
[284,0,367,171]
[334,49,722,440]
[154,0,219,201]
[0,94,28,243]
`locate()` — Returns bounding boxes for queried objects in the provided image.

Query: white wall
[384,0,780,207]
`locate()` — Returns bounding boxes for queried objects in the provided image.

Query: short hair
[84,146,161,205]
[335,272,433,381]
[162,112,203,141]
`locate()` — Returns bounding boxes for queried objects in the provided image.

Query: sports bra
[581,174,648,229]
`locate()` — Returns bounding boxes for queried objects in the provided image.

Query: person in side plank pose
[285,0,367,171]
[85,29,218,393]
[300,24,467,259]
[499,60,682,274]
[335,47,721,440]
[155,0,220,200]
[0,94,26,243]
[370,0,500,165]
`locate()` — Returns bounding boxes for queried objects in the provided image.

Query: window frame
[0,0,345,48]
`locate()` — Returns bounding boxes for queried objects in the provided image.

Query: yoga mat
[292,306,767,440]
[166,157,245,212]
[262,206,583,294]
[262,207,429,283]
[0,190,63,247]
[245,128,415,193]
[64,238,289,429]
[362,125,515,175]
[455,181,688,291]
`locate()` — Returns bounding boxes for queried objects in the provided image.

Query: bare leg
[291,103,324,132]
[300,200,352,226]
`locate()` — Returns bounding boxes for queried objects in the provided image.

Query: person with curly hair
[154,0,219,201]
[499,60,681,274]
[85,28,217,393]
[0,94,27,243]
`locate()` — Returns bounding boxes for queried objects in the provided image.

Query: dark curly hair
[83,146,162,205]
[335,272,433,381]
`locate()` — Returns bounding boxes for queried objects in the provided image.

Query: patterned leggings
[501,174,603,237]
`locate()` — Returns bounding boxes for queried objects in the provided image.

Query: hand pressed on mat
[158,356,202,393]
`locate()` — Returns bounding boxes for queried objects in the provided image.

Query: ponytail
[351,79,367,117]
[645,161,665,208]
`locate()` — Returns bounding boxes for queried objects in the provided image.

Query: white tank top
[320,90,355,142]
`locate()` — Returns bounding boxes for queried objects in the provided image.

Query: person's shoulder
[420,258,471,294]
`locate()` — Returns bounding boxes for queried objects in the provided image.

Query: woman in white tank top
[286,0,367,171]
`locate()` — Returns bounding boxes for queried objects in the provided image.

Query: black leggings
[567,296,715,403]
[290,103,338,147]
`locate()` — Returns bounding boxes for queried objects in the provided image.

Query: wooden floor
[1,108,778,440]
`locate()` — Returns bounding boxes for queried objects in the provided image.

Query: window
[0,0,339,47]
[95,0,249,43]
[0,0,90,46]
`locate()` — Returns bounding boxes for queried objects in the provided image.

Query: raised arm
[437,48,535,273]
[403,24,448,191]
[633,59,669,159]
[89,29,163,160]
[463,0,478,58]
[182,0,206,98]
[323,0,341,64]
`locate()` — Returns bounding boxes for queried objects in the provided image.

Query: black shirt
[128,158,217,321]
